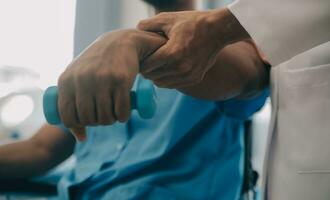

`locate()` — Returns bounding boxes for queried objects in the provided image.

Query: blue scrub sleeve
[216,89,269,120]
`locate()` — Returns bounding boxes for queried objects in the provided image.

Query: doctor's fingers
[137,12,173,34]
[141,37,195,76]
[140,44,170,74]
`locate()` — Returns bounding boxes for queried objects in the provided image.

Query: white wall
[0,0,76,88]
[74,0,150,56]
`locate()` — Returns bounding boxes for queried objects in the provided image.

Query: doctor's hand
[57,30,165,141]
[137,7,250,88]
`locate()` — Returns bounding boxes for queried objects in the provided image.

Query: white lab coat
[229,0,330,199]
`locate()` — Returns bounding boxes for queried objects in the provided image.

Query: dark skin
[143,0,268,99]
[58,0,267,139]
[0,125,75,179]
[138,1,253,88]
[179,40,267,100]
[0,0,268,179]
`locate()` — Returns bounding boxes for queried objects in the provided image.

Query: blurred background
[0,0,270,196]
[0,0,75,143]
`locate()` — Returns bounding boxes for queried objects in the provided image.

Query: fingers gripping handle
[43,80,157,125]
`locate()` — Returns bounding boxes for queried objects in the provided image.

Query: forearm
[179,40,269,100]
[0,140,49,179]
[0,125,74,180]
[141,0,265,99]
[130,28,268,100]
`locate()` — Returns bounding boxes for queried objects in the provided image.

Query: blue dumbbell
[43,80,157,125]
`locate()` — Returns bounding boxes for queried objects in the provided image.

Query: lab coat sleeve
[228,0,330,66]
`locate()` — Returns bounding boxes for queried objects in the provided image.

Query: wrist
[99,29,165,60]
[206,8,251,47]
[99,29,142,55]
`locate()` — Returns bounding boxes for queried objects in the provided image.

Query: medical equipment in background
[0,66,45,145]
[0,66,76,200]
[43,79,157,125]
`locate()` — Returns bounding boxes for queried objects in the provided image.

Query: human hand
[57,30,165,141]
[137,8,250,88]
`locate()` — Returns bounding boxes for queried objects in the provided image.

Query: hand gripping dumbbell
[43,80,157,125]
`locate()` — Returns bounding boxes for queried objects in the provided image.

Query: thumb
[141,45,168,74]
[137,32,167,59]
[137,15,171,34]
[70,127,87,142]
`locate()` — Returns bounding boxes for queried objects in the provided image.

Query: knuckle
[75,69,90,82]
[168,46,186,61]
[173,44,184,54]
[172,53,182,61]
[112,71,129,85]
[167,49,179,60]
[95,69,111,84]
[58,73,71,90]
[178,65,191,74]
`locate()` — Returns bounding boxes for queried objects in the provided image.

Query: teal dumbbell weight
[43,80,157,125]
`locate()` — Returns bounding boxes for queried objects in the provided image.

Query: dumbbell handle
[43,80,157,125]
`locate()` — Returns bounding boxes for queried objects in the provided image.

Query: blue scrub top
[57,78,268,200]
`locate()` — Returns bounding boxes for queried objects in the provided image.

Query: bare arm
[178,40,269,100]
[0,124,75,180]
[54,0,268,133]
[139,34,268,100]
